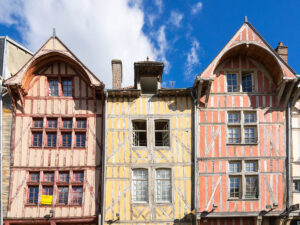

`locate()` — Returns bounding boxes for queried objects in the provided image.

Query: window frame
[46,132,57,147]
[154,120,170,147]
[132,120,147,147]
[48,79,59,96]
[47,77,74,97]
[155,168,172,203]
[293,180,300,192]
[132,169,149,203]
[75,133,86,148]
[27,186,39,205]
[71,186,83,205]
[32,132,43,147]
[62,79,73,97]
[225,71,255,93]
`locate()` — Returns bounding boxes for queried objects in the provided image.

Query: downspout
[191,85,198,224]
[286,99,291,215]
[100,91,108,225]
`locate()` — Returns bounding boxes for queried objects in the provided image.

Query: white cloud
[0,0,163,88]
[169,11,184,27]
[154,0,163,14]
[185,39,200,80]
[154,25,170,73]
[191,2,203,15]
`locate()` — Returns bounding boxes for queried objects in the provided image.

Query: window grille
[62,79,72,96]
[49,79,59,96]
[132,121,147,146]
[155,120,170,147]
[156,169,171,202]
[132,169,148,202]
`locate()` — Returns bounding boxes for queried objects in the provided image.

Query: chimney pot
[275,42,288,64]
[112,59,122,89]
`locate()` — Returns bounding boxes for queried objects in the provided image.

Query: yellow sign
[41,195,53,205]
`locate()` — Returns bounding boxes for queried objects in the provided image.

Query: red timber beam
[4,216,97,224]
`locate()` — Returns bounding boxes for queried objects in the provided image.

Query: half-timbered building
[103,60,194,225]
[3,34,105,225]
[194,19,298,225]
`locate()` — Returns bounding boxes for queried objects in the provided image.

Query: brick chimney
[275,42,288,63]
[112,59,122,89]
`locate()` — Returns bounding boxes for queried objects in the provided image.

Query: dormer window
[140,76,158,94]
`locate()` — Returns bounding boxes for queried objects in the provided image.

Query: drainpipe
[191,86,198,224]
[100,91,108,225]
[286,100,291,215]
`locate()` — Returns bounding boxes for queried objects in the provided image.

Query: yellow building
[103,60,194,225]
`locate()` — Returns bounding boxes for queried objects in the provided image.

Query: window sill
[71,181,84,185]
[131,146,148,150]
[27,181,40,185]
[228,198,259,201]
[226,143,258,146]
[25,203,38,207]
[69,204,82,207]
[132,202,149,205]
[156,201,172,205]
[154,146,171,150]
[55,204,69,207]
[56,181,69,185]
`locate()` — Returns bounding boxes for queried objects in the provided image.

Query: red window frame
[28,186,39,204]
[58,186,69,205]
[75,133,86,147]
[47,118,58,128]
[33,118,43,128]
[32,132,43,147]
[61,133,72,147]
[59,172,70,182]
[76,118,87,129]
[29,172,40,182]
[42,186,53,195]
[71,186,83,205]
[62,119,73,129]
[73,171,84,182]
[47,133,57,147]
[44,172,54,182]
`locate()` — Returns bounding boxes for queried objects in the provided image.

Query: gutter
[100,91,108,225]
[191,84,198,224]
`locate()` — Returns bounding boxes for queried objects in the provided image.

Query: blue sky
[0,0,299,88]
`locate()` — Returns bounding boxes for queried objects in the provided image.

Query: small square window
[227,74,238,92]
[29,172,40,182]
[47,133,57,147]
[62,133,72,147]
[48,119,57,128]
[229,176,241,198]
[244,112,256,123]
[73,171,84,182]
[229,162,241,173]
[59,172,70,182]
[44,172,54,182]
[132,120,147,147]
[155,120,169,147]
[28,186,39,204]
[228,112,240,123]
[33,119,43,128]
[245,161,258,172]
[32,132,43,147]
[58,186,69,204]
[242,73,253,92]
[62,119,72,129]
[293,180,300,192]
[75,133,86,147]
[62,79,72,96]
[76,119,87,129]
[49,79,58,96]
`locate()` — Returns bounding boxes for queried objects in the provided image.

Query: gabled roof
[4,35,104,88]
[194,19,297,86]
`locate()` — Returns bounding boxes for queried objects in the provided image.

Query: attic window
[140,76,157,94]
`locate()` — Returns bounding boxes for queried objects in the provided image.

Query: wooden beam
[276,81,286,106]
[291,83,300,107]
[204,80,212,107]
[283,81,296,107]
[197,80,203,106]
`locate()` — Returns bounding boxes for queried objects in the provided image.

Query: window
[155,120,169,147]
[44,172,54,182]
[72,186,83,205]
[242,73,253,92]
[132,169,148,202]
[43,186,53,196]
[73,171,84,182]
[48,118,57,128]
[293,180,300,192]
[58,187,69,204]
[32,132,43,147]
[76,133,86,147]
[62,79,72,96]
[228,160,259,199]
[33,119,43,128]
[49,79,59,96]
[59,172,69,182]
[47,133,57,147]
[76,119,87,129]
[29,172,40,182]
[62,133,72,147]
[227,74,238,92]
[28,186,39,204]
[156,169,171,202]
[132,120,147,146]
[62,119,72,129]
[227,111,257,144]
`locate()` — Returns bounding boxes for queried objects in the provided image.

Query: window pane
[62,133,72,147]
[76,133,86,147]
[244,127,256,143]
[229,162,241,173]
[58,187,69,204]
[33,119,43,128]
[293,180,300,192]
[242,74,253,92]
[155,121,169,146]
[62,80,72,96]
[245,176,258,198]
[47,133,57,147]
[228,127,240,143]
[156,169,171,202]
[49,79,58,96]
[228,113,239,123]
[73,171,84,182]
[132,121,147,146]
[245,161,257,172]
[44,172,54,182]
[28,186,39,204]
[43,186,53,195]
[77,119,87,129]
[227,74,238,92]
[132,169,148,202]
[63,119,72,128]
[72,186,83,204]
[32,132,43,147]
[48,119,57,128]
[59,172,70,182]
[229,177,240,198]
[29,172,40,182]
[244,112,256,123]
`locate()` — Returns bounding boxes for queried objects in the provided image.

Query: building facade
[0,36,33,222]
[194,20,298,225]
[3,35,104,225]
[103,60,194,225]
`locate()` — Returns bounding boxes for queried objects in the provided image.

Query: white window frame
[154,120,170,147]
[155,168,172,203]
[132,169,149,203]
[132,120,147,147]
[225,71,255,93]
